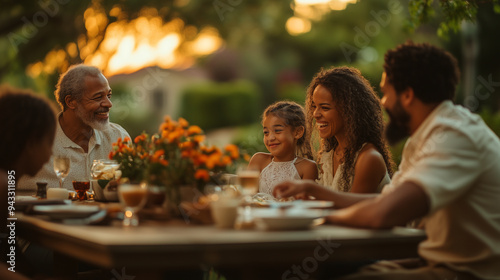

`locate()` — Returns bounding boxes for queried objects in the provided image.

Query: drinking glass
[118,182,148,227]
[91,159,120,179]
[237,167,260,198]
[72,180,90,201]
[91,159,121,201]
[235,167,260,228]
[53,156,70,189]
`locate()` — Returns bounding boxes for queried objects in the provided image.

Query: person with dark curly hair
[306,66,394,193]
[275,41,500,279]
[0,85,57,279]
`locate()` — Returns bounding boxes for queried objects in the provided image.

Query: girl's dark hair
[305,67,394,191]
[0,86,57,170]
[263,100,313,159]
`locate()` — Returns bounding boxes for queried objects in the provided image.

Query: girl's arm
[247,152,270,172]
[350,143,388,193]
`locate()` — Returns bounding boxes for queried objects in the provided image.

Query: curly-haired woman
[305,67,394,193]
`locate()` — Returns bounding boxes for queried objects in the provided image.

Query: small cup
[47,188,69,200]
[210,196,240,229]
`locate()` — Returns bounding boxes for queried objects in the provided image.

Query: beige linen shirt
[382,101,500,279]
[17,114,130,195]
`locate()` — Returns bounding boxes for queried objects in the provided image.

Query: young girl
[248,101,318,195]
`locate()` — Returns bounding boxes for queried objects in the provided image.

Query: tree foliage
[408,0,500,37]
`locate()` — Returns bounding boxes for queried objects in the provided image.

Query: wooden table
[16,214,425,280]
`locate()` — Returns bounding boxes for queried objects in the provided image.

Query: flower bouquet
[109,116,249,208]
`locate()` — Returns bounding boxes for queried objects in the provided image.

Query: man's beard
[384,99,411,145]
[75,104,110,131]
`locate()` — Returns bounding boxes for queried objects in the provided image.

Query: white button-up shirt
[18,113,130,195]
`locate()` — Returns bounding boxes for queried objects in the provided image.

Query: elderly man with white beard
[18,65,130,195]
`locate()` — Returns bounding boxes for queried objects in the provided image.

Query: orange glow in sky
[27,4,224,77]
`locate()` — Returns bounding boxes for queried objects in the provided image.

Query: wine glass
[236,166,260,228]
[237,166,260,198]
[53,156,70,189]
[118,182,148,227]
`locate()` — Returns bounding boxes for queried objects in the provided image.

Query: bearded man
[275,42,500,279]
[19,65,130,194]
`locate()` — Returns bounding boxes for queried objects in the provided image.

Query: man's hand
[273,180,316,199]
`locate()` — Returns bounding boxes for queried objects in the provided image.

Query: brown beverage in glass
[72,181,90,201]
[121,189,148,207]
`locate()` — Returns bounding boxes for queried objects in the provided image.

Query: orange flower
[179,141,194,150]
[222,155,232,165]
[193,154,208,166]
[159,122,168,132]
[193,135,205,143]
[181,150,192,158]
[187,125,202,135]
[124,136,131,142]
[195,169,210,181]
[179,117,189,128]
[108,151,114,159]
[225,144,239,159]
[167,129,184,143]
[134,134,146,143]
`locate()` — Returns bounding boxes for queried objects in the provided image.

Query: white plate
[253,208,329,230]
[292,200,334,209]
[33,205,101,219]
[16,196,38,201]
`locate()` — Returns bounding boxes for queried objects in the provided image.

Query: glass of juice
[118,183,148,226]
[72,180,90,201]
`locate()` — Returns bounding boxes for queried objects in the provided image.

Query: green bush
[180,80,261,131]
[277,83,306,104]
[479,109,500,138]
[232,123,267,156]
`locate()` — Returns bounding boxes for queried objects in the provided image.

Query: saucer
[253,208,329,230]
[33,205,101,219]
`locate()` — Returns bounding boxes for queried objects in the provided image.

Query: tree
[408,0,500,38]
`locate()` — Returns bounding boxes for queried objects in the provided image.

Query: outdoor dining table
[15,205,426,280]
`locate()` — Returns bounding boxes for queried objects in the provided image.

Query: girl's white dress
[259,157,301,195]
[316,144,390,193]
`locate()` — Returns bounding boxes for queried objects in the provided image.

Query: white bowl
[253,208,327,231]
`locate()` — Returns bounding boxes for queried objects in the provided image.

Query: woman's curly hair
[305,67,394,192]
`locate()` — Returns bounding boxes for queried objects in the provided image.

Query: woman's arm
[350,144,388,193]
[298,159,318,181]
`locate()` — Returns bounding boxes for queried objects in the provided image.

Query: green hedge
[180,80,261,131]
[479,109,500,138]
